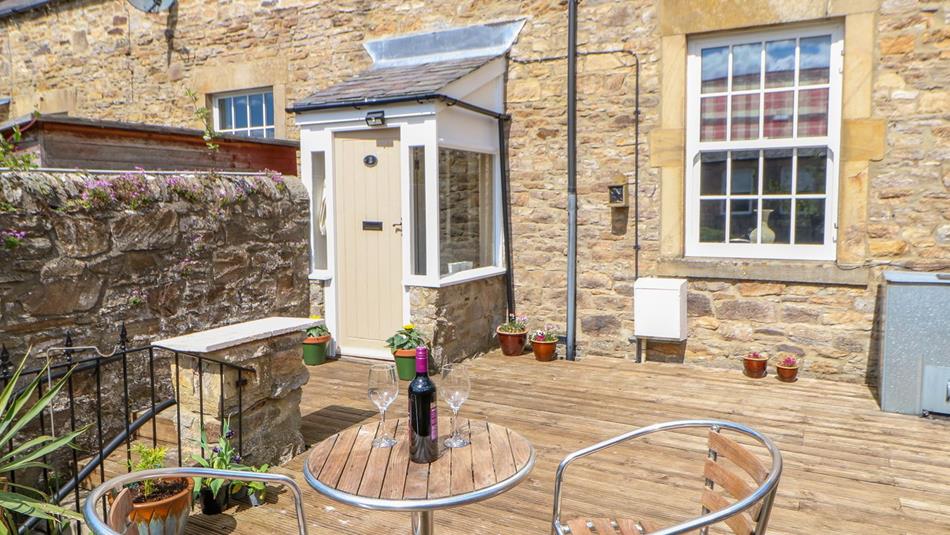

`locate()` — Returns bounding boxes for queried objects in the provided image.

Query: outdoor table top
[303,417,536,511]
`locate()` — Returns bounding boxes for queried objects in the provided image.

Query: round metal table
[304,417,536,535]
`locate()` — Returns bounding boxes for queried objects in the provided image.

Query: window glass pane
[730,150,759,195]
[233,95,248,129]
[249,93,265,127]
[248,128,265,138]
[798,88,828,137]
[217,97,232,130]
[438,148,494,277]
[796,148,827,193]
[731,42,761,91]
[699,200,726,242]
[763,91,794,139]
[265,127,275,139]
[700,152,727,195]
[795,199,825,244]
[411,147,427,276]
[765,39,795,88]
[265,92,274,126]
[700,96,727,141]
[701,47,728,93]
[761,199,791,244]
[729,199,757,242]
[730,94,759,140]
[763,149,793,194]
[799,35,831,85]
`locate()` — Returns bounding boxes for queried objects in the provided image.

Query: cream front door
[334,128,403,355]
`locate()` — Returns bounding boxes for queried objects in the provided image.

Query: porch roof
[288,54,498,113]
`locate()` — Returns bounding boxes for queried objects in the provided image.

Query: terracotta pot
[110,477,193,535]
[393,349,417,380]
[776,365,799,383]
[742,357,768,379]
[531,340,557,362]
[497,329,527,356]
[302,335,331,365]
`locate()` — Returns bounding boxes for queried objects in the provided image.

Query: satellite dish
[127,0,176,13]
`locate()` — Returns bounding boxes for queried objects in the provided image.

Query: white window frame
[685,23,844,261]
[211,88,275,138]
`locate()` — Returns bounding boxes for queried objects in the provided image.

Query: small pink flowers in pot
[742,351,768,379]
[776,355,800,383]
[530,326,558,362]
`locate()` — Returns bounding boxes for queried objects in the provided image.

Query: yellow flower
[403,323,415,331]
[309,314,322,320]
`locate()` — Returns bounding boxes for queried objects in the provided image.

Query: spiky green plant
[0,353,89,535]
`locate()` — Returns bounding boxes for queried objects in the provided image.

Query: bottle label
[430,405,438,438]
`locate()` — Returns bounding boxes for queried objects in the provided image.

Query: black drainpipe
[498,116,516,315]
[565,0,579,361]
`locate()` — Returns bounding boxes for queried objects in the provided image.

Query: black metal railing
[1,325,254,534]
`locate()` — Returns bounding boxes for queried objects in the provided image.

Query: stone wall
[0,170,310,358]
[2,0,947,383]
[409,276,508,367]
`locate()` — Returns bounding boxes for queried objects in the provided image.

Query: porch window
[438,148,494,277]
[685,24,842,260]
[213,89,275,139]
[410,147,427,276]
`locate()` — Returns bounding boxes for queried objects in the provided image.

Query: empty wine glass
[368,364,398,448]
[440,363,471,448]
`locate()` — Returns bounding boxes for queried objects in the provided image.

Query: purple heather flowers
[1,229,26,250]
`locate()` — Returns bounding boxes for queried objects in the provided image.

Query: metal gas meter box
[879,271,950,416]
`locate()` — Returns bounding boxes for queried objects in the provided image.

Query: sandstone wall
[0,170,310,358]
[2,0,947,383]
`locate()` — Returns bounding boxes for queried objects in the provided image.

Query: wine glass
[368,364,398,448]
[439,363,471,448]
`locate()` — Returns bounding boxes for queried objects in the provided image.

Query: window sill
[308,271,332,281]
[407,266,507,289]
[655,257,869,286]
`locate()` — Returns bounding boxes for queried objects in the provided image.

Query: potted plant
[742,351,769,379]
[0,355,89,533]
[110,444,192,535]
[776,355,800,383]
[530,326,558,362]
[231,464,270,507]
[192,420,243,515]
[496,314,528,356]
[385,323,429,381]
[303,322,331,366]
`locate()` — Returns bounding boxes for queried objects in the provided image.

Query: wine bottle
[408,346,439,463]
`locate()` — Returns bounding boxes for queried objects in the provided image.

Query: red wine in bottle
[408,346,439,463]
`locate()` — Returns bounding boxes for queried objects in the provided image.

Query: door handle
[393,221,403,233]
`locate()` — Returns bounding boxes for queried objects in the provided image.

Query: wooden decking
[186,354,950,534]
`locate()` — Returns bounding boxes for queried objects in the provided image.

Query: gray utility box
[880,271,950,416]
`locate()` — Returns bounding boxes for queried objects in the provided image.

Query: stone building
[1,0,946,383]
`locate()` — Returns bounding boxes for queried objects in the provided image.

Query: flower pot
[303,335,331,366]
[497,329,527,356]
[393,349,417,380]
[776,365,799,383]
[742,356,768,379]
[110,478,193,535]
[199,483,231,515]
[531,340,557,362]
[248,491,265,507]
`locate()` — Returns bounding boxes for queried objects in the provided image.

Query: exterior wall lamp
[365,110,386,127]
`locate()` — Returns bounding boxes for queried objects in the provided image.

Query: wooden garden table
[304,418,535,535]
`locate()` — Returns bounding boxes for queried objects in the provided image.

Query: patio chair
[551,419,782,535]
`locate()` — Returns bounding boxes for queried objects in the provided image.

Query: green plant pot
[393,349,417,381]
[303,336,330,366]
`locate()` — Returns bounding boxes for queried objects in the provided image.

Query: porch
[187,354,950,534]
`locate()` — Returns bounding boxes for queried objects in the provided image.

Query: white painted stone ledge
[155,316,323,353]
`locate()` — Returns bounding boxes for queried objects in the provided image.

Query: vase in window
[748,208,776,244]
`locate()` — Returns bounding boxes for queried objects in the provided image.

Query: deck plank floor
[184,354,950,534]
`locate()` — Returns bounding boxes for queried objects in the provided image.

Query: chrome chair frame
[82,467,309,535]
[551,419,783,535]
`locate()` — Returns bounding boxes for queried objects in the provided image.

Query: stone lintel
[156,316,323,353]
[655,257,870,286]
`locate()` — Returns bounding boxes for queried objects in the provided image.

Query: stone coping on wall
[655,257,870,286]
[156,316,322,353]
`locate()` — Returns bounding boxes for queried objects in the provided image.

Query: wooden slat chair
[551,420,782,535]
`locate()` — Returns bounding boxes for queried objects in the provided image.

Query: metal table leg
[412,511,434,535]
